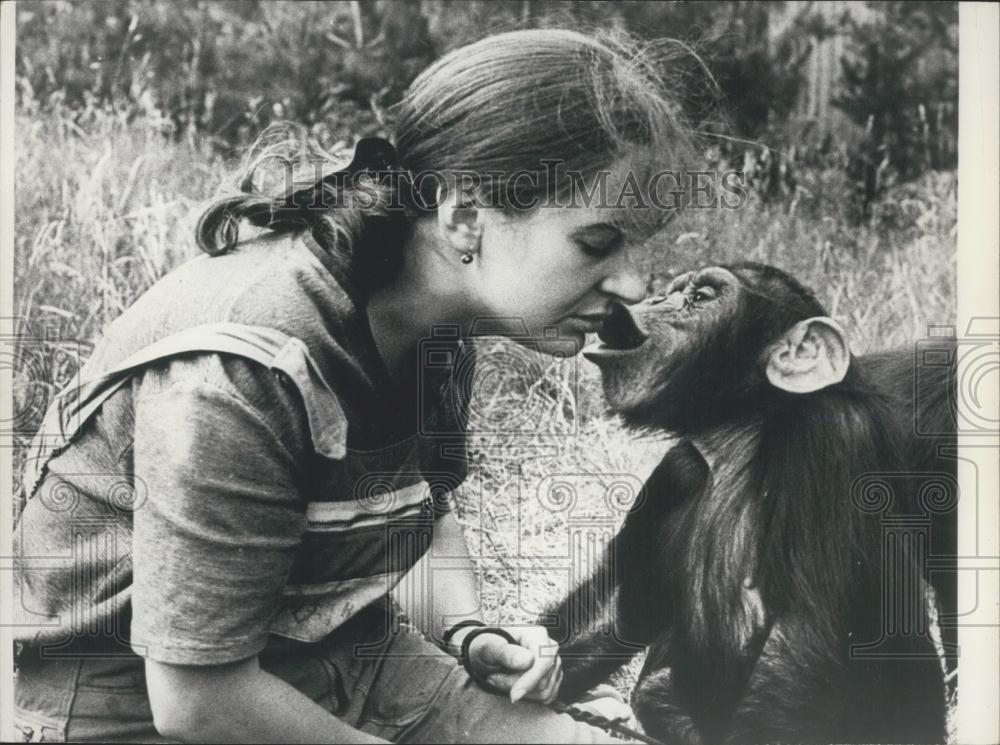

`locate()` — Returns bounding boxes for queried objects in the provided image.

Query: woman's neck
[365,220,472,381]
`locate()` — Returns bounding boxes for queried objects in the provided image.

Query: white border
[1,1,17,742]
[956,3,1000,744]
[0,3,997,743]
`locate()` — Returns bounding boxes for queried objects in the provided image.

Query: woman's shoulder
[134,351,317,463]
[125,231,354,332]
[71,231,375,461]
[85,231,366,377]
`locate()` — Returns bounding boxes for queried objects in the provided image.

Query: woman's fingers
[472,634,533,672]
[523,649,562,704]
[508,627,561,703]
[485,671,523,690]
[527,658,562,704]
[467,626,562,703]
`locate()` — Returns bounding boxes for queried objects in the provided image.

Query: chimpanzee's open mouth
[582,303,649,361]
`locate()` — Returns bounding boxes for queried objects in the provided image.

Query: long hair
[195,29,697,290]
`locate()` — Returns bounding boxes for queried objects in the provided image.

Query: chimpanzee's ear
[765,317,850,394]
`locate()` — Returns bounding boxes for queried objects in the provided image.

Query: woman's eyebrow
[571,222,626,245]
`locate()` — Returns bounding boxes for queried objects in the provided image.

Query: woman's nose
[599,256,646,304]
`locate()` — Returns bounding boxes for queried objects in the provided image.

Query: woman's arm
[394,510,563,703]
[146,656,387,744]
[392,510,483,644]
[130,359,372,741]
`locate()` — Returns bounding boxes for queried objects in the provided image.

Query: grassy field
[12,108,957,714]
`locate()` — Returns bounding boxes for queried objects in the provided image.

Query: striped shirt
[14,231,472,664]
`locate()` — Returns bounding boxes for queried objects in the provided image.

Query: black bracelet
[441,619,486,650]
[459,626,518,695]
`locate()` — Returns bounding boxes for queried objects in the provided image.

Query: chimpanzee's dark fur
[545,262,954,744]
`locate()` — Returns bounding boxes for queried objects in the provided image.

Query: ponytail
[196,29,700,287]
[195,193,310,256]
[194,127,413,289]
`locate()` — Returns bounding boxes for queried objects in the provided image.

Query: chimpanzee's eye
[692,286,717,303]
[665,272,693,295]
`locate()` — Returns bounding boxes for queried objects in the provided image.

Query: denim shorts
[13,603,616,744]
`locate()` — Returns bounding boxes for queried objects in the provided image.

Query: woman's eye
[573,224,625,259]
[577,241,614,258]
[692,286,717,303]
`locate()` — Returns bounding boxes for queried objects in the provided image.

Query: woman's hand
[463,625,563,704]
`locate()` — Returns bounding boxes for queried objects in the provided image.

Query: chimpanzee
[545,262,955,745]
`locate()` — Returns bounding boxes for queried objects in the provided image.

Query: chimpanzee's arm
[549,441,708,702]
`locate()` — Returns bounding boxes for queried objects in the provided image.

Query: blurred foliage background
[11,4,959,723]
[16,0,958,210]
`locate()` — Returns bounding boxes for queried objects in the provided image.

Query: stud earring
[459,226,482,265]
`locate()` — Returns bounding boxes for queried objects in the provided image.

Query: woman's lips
[567,314,609,333]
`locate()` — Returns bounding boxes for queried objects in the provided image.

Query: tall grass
[13,102,220,497]
[13,107,957,712]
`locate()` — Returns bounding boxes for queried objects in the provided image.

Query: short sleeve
[129,357,315,665]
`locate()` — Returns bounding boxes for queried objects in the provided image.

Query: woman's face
[469,157,652,355]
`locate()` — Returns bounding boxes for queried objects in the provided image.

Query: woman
[14,29,693,743]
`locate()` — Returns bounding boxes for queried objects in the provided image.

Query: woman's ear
[765,317,850,393]
[436,185,483,258]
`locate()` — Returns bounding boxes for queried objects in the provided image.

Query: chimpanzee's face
[582,266,746,423]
